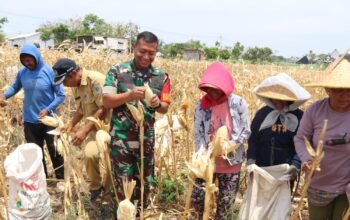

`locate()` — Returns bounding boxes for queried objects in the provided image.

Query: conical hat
[255,84,297,101]
[253,73,311,110]
[307,51,350,88]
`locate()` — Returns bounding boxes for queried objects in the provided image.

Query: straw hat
[255,84,297,101]
[253,73,311,110]
[307,51,350,88]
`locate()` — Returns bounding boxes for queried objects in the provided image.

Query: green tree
[219,49,231,60]
[160,39,205,58]
[39,29,52,47]
[37,15,140,50]
[204,47,219,59]
[214,40,221,48]
[110,22,139,52]
[51,24,71,45]
[82,14,112,36]
[186,39,204,50]
[232,42,244,60]
[161,43,186,58]
[0,17,8,42]
[308,50,317,63]
[0,17,8,29]
[242,46,273,63]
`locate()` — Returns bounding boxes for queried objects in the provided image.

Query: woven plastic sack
[4,143,51,220]
[239,164,292,220]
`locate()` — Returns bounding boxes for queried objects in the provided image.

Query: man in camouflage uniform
[103,31,171,210]
[52,58,112,205]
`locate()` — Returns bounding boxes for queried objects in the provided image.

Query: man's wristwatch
[154,103,162,110]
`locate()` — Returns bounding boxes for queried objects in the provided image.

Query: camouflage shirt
[103,60,171,148]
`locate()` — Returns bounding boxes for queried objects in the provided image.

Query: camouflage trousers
[191,172,241,220]
[109,138,155,211]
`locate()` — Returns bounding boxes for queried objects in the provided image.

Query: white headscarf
[253,73,311,132]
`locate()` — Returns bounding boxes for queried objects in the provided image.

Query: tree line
[1,14,281,63]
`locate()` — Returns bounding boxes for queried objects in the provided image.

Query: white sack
[239,164,292,220]
[4,143,51,220]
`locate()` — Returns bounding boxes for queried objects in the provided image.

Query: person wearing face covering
[0,43,65,179]
[295,53,350,220]
[191,62,251,220]
[247,73,311,185]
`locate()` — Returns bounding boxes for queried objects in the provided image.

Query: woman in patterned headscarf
[247,73,311,187]
[191,62,251,219]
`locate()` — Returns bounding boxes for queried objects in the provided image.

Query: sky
[1,0,350,57]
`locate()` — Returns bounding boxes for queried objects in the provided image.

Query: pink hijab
[199,62,235,109]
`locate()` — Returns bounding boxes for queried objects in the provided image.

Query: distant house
[8,32,54,49]
[296,55,312,64]
[329,49,341,62]
[76,35,129,53]
[297,49,342,65]
[183,49,204,61]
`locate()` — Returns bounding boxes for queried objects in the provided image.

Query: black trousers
[24,122,64,179]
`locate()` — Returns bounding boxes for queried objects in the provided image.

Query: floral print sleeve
[194,101,209,151]
[229,94,251,144]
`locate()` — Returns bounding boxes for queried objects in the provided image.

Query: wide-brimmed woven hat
[253,73,311,110]
[307,51,350,88]
[255,84,297,101]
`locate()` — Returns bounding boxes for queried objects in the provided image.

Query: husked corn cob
[211,126,240,158]
[126,103,144,123]
[186,149,211,179]
[144,82,154,107]
[40,116,59,127]
[117,179,137,220]
[86,116,109,131]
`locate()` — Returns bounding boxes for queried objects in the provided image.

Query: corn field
[0,46,328,219]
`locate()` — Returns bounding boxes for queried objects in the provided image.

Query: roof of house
[330,49,341,59]
[8,32,40,40]
[296,55,311,64]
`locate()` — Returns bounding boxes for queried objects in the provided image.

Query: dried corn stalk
[291,120,328,220]
[178,97,190,161]
[0,166,9,220]
[183,148,211,219]
[184,148,217,220]
[87,116,119,204]
[185,149,212,180]
[203,158,216,220]
[126,102,145,219]
[117,179,137,220]
[47,113,89,219]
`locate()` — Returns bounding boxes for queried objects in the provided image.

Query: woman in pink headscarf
[191,62,251,219]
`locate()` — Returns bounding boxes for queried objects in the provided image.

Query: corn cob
[126,103,144,123]
[144,82,154,107]
[117,179,137,220]
[40,116,59,127]
[211,126,240,159]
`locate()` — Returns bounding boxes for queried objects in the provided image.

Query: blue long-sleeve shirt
[247,106,303,168]
[4,44,65,124]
